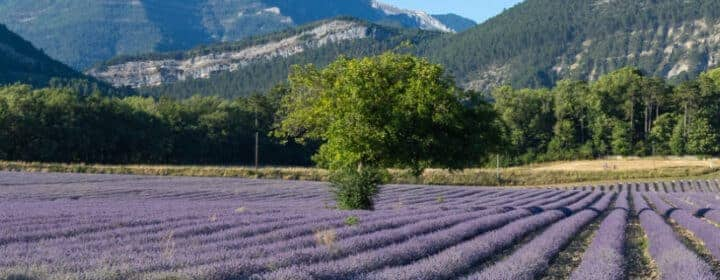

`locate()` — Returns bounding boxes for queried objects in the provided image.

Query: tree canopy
[491,66,720,164]
[274,52,503,175]
[0,84,313,165]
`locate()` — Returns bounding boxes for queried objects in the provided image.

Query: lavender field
[2,172,720,280]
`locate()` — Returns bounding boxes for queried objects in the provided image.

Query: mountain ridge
[0,0,470,70]
[423,0,720,92]
[431,14,477,33]
[88,18,438,98]
[0,23,83,87]
[13,0,720,97]
[87,18,389,89]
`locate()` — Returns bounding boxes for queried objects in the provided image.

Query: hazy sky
[383,0,524,23]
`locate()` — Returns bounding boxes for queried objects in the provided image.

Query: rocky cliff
[0,0,470,69]
[87,20,372,88]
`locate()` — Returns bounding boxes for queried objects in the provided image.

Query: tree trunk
[644,105,648,135]
[684,103,688,137]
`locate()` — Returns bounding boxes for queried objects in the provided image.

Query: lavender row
[644,192,720,260]
[566,180,720,193]
[631,191,715,279]
[569,191,629,280]
[0,205,446,271]
[193,192,582,279]
[661,194,720,225]
[2,189,568,274]
[331,192,600,280]
[465,193,613,280]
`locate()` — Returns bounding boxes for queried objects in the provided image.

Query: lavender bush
[570,191,629,280]
[1,172,719,279]
[631,191,715,280]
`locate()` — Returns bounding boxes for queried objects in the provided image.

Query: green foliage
[274,52,503,209]
[329,167,386,210]
[547,120,577,160]
[686,117,720,155]
[492,86,554,163]
[589,114,613,156]
[275,52,502,174]
[0,84,312,166]
[670,121,687,156]
[492,65,720,163]
[344,215,360,226]
[611,120,632,156]
[649,114,677,155]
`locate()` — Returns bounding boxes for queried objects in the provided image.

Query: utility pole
[496,154,501,183]
[254,99,259,170]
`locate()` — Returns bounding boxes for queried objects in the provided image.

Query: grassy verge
[650,198,720,277]
[0,161,330,181]
[540,195,614,279]
[626,194,660,280]
[1,158,719,187]
[665,217,720,277]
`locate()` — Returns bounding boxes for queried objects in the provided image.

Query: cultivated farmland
[1,172,720,280]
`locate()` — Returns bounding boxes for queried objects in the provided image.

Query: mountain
[41,0,720,98]
[0,23,84,87]
[88,18,439,98]
[424,0,720,92]
[0,0,466,70]
[432,14,476,33]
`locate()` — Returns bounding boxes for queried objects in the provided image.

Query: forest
[0,84,314,166]
[3,57,720,168]
[496,67,720,165]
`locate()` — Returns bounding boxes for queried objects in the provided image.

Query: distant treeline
[0,84,314,166]
[4,65,720,167]
[495,67,720,165]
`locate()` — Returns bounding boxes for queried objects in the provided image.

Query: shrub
[344,215,360,226]
[314,229,337,249]
[329,167,387,210]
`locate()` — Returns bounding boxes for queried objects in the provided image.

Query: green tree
[686,117,719,155]
[673,80,702,139]
[547,80,591,158]
[590,114,614,156]
[649,113,677,155]
[589,68,645,146]
[274,52,502,209]
[492,86,554,163]
[670,120,686,155]
[0,83,313,166]
[611,120,632,156]
[547,120,577,159]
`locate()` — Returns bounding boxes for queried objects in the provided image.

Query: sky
[383,0,524,23]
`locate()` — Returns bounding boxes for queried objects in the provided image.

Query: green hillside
[424,0,720,91]
[91,0,720,98]
[0,24,83,87]
[0,24,130,96]
[0,0,467,70]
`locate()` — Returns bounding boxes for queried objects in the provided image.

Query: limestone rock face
[0,0,463,69]
[87,20,370,88]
